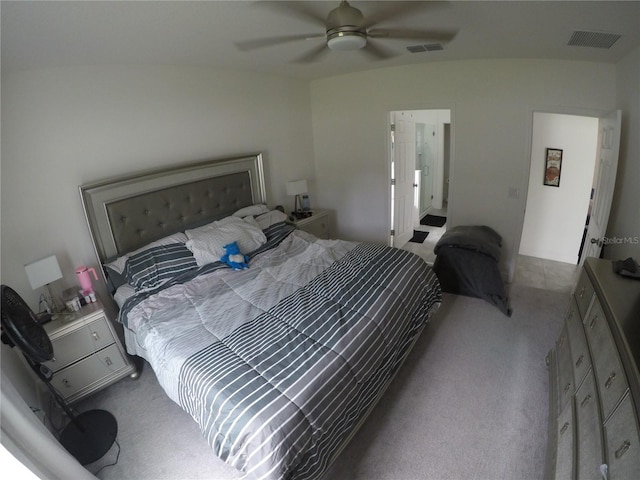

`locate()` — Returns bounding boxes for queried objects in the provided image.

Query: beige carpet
[76,284,568,480]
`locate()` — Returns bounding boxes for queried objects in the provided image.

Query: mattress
[117,224,441,479]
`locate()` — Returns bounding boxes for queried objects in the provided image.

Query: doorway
[389,108,452,263]
[518,110,621,274]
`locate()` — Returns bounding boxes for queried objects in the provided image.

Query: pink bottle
[76,266,99,295]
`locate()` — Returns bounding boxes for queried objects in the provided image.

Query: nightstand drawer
[45,316,114,372]
[50,344,127,400]
[301,216,329,239]
[290,209,330,240]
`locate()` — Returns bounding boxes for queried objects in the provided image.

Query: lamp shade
[286,180,308,196]
[25,255,62,290]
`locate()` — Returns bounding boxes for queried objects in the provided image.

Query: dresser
[290,209,330,239]
[545,257,640,480]
[43,300,136,403]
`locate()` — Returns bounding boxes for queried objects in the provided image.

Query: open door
[390,113,417,247]
[579,110,622,264]
[416,123,435,216]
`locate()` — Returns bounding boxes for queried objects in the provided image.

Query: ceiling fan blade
[235,33,324,51]
[292,44,330,64]
[368,28,458,43]
[361,1,446,30]
[361,40,397,61]
[253,1,327,28]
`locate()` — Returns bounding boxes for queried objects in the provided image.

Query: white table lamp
[286,179,308,216]
[25,255,63,313]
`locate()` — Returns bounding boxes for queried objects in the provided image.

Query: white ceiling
[2,1,639,81]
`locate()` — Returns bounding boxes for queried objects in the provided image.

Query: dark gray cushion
[125,243,197,291]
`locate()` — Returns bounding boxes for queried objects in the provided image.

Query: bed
[80,153,442,480]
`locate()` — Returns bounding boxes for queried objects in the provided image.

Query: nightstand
[43,300,135,403]
[290,209,330,239]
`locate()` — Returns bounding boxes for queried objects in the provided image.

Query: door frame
[513,105,614,280]
[387,106,456,247]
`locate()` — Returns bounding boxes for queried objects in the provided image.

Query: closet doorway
[389,108,452,264]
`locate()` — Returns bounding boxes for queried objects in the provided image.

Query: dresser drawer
[45,316,114,372]
[566,298,591,389]
[554,399,576,480]
[574,269,595,318]
[584,299,629,421]
[556,325,575,414]
[604,393,640,479]
[50,344,127,401]
[575,368,604,480]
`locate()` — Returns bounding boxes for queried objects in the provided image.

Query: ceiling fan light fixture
[327,31,367,51]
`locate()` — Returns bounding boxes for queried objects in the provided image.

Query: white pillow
[243,215,261,229]
[233,204,270,218]
[105,232,188,275]
[255,210,288,230]
[185,216,267,266]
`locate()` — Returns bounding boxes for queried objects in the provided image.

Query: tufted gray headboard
[80,153,266,270]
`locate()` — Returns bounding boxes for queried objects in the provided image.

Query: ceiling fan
[235,1,458,63]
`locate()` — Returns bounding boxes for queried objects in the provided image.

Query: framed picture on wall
[543,148,563,187]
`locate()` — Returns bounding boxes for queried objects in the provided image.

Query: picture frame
[543,148,563,187]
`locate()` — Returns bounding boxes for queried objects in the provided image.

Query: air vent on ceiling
[568,30,622,49]
[407,43,444,53]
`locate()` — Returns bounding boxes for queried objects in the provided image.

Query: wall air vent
[425,43,444,52]
[406,43,444,53]
[568,30,622,49]
[407,45,427,53]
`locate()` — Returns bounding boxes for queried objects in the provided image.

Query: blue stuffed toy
[220,241,249,270]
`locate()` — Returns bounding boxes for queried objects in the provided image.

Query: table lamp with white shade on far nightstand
[286,179,311,219]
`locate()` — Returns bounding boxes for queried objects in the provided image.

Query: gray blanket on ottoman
[433,225,512,316]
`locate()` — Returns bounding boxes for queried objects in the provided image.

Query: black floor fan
[1,284,118,465]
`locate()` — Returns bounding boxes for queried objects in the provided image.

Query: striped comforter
[119,225,441,480]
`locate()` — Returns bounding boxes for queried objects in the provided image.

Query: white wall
[519,113,598,263]
[310,59,617,278]
[609,46,640,260]
[1,65,315,312]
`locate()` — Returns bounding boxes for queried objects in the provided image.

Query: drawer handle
[614,440,631,459]
[62,378,72,389]
[579,286,586,298]
[92,331,100,341]
[599,464,608,480]
[558,334,566,347]
[560,422,570,435]
[580,394,592,408]
[604,372,617,389]
[590,315,598,329]
[563,382,572,394]
[105,356,113,367]
[576,354,584,368]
